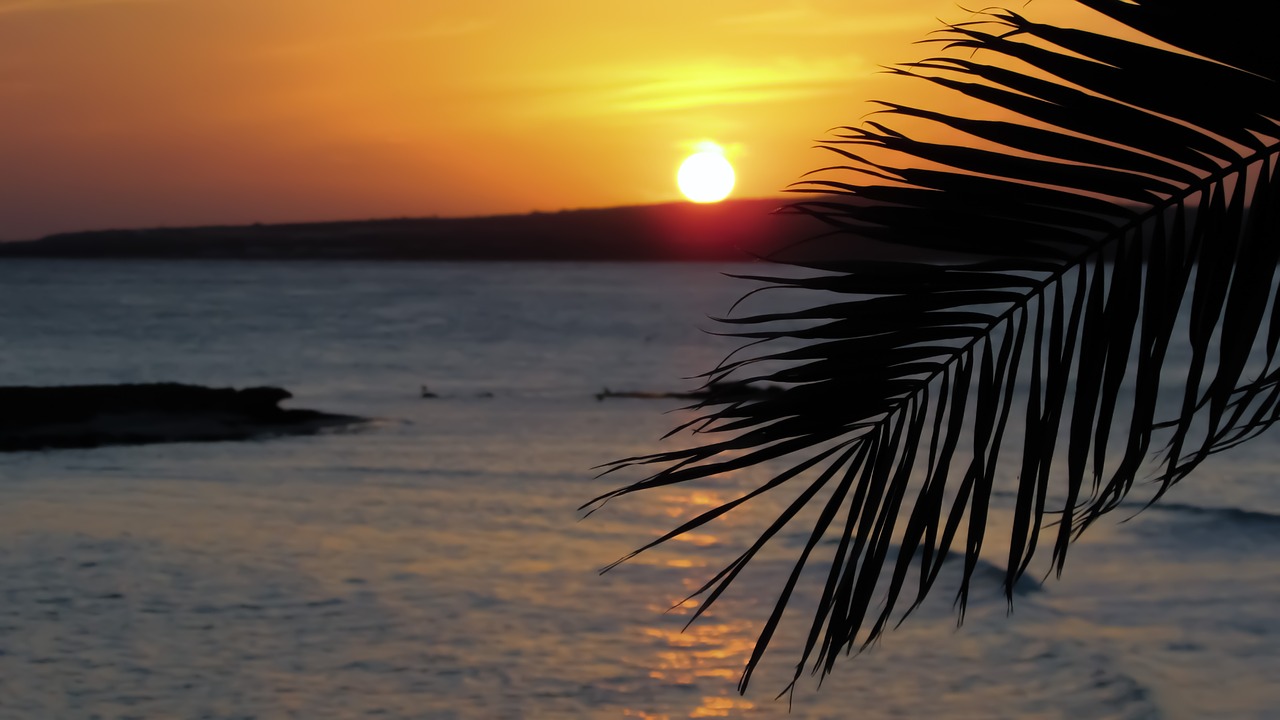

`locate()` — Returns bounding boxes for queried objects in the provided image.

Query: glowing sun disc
[677,150,735,203]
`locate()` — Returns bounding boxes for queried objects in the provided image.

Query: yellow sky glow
[0,0,1098,239]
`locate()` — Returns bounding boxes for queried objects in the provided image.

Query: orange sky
[0,0,1096,240]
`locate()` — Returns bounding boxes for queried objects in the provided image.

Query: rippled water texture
[0,260,1277,718]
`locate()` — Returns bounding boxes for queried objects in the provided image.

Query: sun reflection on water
[659,490,729,518]
[622,710,671,720]
[671,532,720,547]
[652,489,738,550]
[621,482,777,717]
[628,591,764,717]
[690,696,758,717]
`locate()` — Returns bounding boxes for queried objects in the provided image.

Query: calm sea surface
[0,260,1277,719]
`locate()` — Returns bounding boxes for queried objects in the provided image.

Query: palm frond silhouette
[589,0,1280,692]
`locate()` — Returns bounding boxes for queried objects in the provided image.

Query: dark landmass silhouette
[0,198,900,263]
[0,383,363,451]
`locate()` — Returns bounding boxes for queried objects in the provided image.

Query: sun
[677,143,735,203]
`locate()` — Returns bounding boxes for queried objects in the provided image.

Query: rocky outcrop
[594,381,784,403]
[0,383,363,451]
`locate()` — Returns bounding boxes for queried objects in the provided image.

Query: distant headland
[0,198,843,263]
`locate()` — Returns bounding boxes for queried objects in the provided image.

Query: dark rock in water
[594,380,784,403]
[0,383,364,452]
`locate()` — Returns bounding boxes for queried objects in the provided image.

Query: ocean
[0,259,1276,719]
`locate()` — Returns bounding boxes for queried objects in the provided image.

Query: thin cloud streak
[496,56,871,118]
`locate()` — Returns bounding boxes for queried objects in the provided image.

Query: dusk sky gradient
[0,0,1098,240]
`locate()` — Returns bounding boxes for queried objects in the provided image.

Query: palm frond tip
[592,0,1280,692]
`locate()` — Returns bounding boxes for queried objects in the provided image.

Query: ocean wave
[776,536,1045,610]
[1147,501,1280,529]
[1119,500,1280,556]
